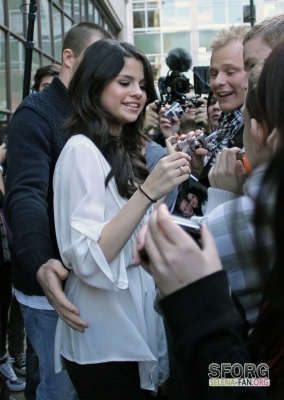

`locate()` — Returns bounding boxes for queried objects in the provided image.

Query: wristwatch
[0,164,4,174]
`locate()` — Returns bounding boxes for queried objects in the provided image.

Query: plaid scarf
[206,109,244,166]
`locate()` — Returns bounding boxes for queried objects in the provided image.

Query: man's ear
[267,128,280,152]
[62,48,74,69]
[250,118,269,153]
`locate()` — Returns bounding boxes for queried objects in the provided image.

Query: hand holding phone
[135,204,222,296]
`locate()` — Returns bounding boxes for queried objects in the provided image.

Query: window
[134,33,161,53]
[52,5,63,60]
[198,7,213,25]
[0,0,121,129]
[163,32,190,53]
[148,10,160,27]
[63,0,72,15]
[133,11,145,28]
[228,5,242,23]
[8,0,24,36]
[0,0,5,25]
[41,0,52,55]
[199,30,218,51]
[10,36,25,110]
[162,7,190,27]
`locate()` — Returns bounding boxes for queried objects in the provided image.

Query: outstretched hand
[144,102,159,134]
[178,130,208,178]
[159,105,180,139]
[36,259,89,332]
[133,204,222,296]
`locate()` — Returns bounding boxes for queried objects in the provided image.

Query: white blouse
[53,134,168,392]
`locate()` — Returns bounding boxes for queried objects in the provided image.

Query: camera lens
[190,138,204,152]
[171,76,190,96]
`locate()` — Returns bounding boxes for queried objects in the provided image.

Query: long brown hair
[66,39,156,199]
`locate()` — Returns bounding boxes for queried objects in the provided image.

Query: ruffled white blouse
[53,134,168,392]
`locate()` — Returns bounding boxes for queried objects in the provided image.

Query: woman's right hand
[142,151,191,201]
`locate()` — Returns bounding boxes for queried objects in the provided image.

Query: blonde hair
[210,25,251,51]
[243,13,284,49]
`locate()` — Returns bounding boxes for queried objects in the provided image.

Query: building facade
[132,0,284,82]
[1,0,284,136]
[0,0,128,135]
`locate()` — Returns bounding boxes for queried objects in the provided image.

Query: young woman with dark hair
[53,39,191,399]
[186,186,208,216]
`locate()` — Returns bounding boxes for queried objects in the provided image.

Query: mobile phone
[171,214,201,247]
[139,215,201,264]
[236,152,252,175]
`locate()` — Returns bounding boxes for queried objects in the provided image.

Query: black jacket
[5,77,73,296]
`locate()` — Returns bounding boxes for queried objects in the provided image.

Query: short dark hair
[245,61,264,123]
[243,13,284,49]
[62,22,112,59]
[258,39,284,133]
[32,64,61,91]
[66,39,156,199]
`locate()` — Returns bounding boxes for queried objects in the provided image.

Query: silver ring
[179,166,184,176]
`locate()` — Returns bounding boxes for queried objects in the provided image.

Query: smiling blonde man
[195,26,250,187]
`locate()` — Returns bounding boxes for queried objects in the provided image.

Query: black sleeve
[159,271,269,400]
[4,107,56,294]
[0,190,4,209]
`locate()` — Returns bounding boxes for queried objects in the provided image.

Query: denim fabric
[20,305,77,400]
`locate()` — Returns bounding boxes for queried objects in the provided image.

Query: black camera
[157,48,192,106]
[162,102,184,123]
[189,96,204,108]
[158,72,190,103]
